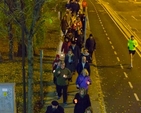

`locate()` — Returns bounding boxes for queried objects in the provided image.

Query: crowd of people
[45,0,139,112]
[46,0,96,113]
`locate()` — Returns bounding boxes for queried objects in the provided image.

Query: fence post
[40,50,43,105]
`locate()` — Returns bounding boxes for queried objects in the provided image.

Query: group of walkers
[45,0,96,113]
[45,0,139,112]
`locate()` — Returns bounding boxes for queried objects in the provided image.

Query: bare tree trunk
[27,1,45,113]
[7,22,14,60]
[4,0,15,60]
[27,36,34,113]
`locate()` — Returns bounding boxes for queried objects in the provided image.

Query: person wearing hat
[45,100,64,113]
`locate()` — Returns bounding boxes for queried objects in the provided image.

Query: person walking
[61,15,69,35]
[85,34,96,61]
[75,30,84,50]
[73,88,91,113]
[52,54,61,95]
[127,35,138,68]
[61,37,71,55]
[69,41,81,69]
[82,0,87,13]
[45,100,64,113]
[77,56,90,76]
[76,68,91,91]
[54,62,71,106]
[80,48,91,63]
[64,49,76,81]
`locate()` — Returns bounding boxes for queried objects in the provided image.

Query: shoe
[63,102,67,106]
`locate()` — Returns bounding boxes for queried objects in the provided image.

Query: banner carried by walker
[0,83,16,113]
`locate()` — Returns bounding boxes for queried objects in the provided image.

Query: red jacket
[61,41,71,54]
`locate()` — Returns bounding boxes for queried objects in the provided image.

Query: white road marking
[107,37,110,40]
[120,64,123,69]
[123,72,128,78]
[131,16,138,21]
[118,1,128,3]
[111,45,114,49]
[128,82,133,89]
[117,57,120,62]
[114,51,117,55]
[134,93,140,101]
[109,41,112,44]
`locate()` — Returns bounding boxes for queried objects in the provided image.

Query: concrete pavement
[40,1,105,113]
[40,54,105,113]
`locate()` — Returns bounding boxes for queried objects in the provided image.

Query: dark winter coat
[61,18,68,35]
[65,53,76,72]
[45,105,64,113]
[73,93,91,113]
[69,44,80,68]
[75,33,84,50]
[85,37,96,53]
[69,2,78,14]
[80,14,86,32]
[77,62,90,75]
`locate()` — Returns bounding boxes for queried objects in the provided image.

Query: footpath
[40,1,106,113]
[40,49,105,113]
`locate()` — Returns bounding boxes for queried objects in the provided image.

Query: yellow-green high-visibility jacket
[127,39,138,51]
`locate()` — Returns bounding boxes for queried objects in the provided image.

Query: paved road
[100,0,141,53]
[87,0,141,112]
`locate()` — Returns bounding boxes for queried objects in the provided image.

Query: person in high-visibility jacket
[127,35,138,68]
[82,0,87,12]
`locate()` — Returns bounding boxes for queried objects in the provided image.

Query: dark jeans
[57,85,68,103]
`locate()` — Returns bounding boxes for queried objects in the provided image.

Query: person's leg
[57,85,62,99]
[89,51,93,63]
[130,53,133,67]
[55,84,58,96]
[129,50,135,68]
[62,85,68,103]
